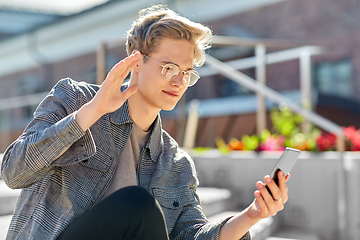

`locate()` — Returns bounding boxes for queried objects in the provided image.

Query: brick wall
[205,0,360,100]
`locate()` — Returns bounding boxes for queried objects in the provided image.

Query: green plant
[216,104,359,152]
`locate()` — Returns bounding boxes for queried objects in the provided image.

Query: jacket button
[173,201,179,207]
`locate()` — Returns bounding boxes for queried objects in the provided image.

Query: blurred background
[1,0,360,239]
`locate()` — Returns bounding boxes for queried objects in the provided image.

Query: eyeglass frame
[143,54,200,87]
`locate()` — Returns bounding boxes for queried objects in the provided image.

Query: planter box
[191,150,360,240]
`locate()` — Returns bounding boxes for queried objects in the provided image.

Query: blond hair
[126,5,212,67]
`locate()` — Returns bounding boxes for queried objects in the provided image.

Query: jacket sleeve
[1,78,96,189]
[168,189,251,240]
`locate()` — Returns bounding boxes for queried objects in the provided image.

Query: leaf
[260,129,271,142]
[215,136,230,154]
[242,134,259,151]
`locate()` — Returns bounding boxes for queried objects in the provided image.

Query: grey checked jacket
[1,78,251,240]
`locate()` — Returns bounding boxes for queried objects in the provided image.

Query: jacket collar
[146,115,163,163]
[109,100,132,125]
[108,82,133,125]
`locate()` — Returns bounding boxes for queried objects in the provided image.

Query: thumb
[122,84,138,100]
[285,173,290,182]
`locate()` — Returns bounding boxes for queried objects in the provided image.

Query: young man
[1,5,289,240]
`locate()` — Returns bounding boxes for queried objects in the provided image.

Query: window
[219,78,250,98]
[314,59,353,98]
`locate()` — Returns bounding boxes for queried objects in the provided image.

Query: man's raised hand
[91,52,141,116]
[75,52,141,131]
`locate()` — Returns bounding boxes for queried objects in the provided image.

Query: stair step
[0,185,232,217]
[266,236,319,240]
[196,187,232,217]
[208,210,277,240]
[268,227,320,240]
[0,215,12,240]
[267,238,300,240]
[250,217,277,240]
[206,210,237,223]
[0,181,20,216]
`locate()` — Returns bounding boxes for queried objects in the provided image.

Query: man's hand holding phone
[218,148,300,240]
[246,147,300,221]
[246,170,290,220]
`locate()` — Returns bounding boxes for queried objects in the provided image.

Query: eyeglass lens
[161,64,199,86]
[144,54,199,86]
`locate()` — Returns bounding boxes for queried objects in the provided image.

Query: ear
[132,50,142,73]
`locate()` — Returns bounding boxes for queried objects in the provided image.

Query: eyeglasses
[144,55,200,87]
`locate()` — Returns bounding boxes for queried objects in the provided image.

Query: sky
[0,0,110,15]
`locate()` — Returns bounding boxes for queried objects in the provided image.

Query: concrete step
[196,187,232,217]
[0,215,11,240]
[0,153,231,218]
[0,180,17,239]
[208,211,319,240]
[0,183,231,234]
[267,227,320,240]
[0,186,231,218]
[208,210,278,240]
[0,181,20,216]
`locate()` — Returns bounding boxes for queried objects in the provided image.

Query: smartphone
[266,147,301,195]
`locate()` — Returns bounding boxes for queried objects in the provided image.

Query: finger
[121,57,141,80]
[277,171,289,203]
[262,177,285,214]
[285,173,291,182]
[114,57,140,82]
[257,181,276,215]
[265,175,282,202]
[254,190,268,216]
[114,52,141,71]
[122,84,138,100]
[107,53,141,83]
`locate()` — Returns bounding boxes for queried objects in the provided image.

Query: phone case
[270,147,301,185]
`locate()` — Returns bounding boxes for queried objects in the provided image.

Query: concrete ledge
[251,217,278,240]
[0,181,20,216]
[0,184,231,218]
[192,152,359,240]
[208,210,277,240]
[197,187,231,217]
[268,227,320,240]
[0,215,12,240]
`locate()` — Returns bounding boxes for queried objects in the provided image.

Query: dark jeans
[58,186,169,240]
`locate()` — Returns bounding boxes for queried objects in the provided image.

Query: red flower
[343,126,357,142]
[351,134,360,151]
[316,132,337,151]
[343,126,360,151]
